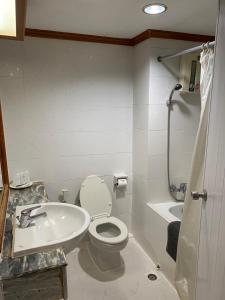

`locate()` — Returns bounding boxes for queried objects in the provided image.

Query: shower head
[167,83,183,106]
[174,83,182,91]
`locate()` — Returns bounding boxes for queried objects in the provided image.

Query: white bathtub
[148,202,183,222]
[145,202,183,283]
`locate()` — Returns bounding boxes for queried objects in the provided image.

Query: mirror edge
[0,100,9,256]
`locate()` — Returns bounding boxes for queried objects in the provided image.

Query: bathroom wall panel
[0,37,133,230]
[170,96,201,132]
[133,176,150,205]
[8,153,132,185]
[133,40,150,106]
[147,178,170,203]
[148,130,167,155]
[149,76,178,105]
[133,129,149,178]
[148,154,167,181]
[148,104,167,131]
[133,104,149,130]
[148,39,201,201]
[132,38,202,282]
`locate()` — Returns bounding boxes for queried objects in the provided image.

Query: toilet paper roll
[117,179,127,188]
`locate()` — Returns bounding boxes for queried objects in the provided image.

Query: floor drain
[147,273,158,281]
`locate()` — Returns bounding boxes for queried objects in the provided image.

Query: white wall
[0,36,202,243]
[0,37,133,230]
[132,38,201,280]
[148,39,201,203]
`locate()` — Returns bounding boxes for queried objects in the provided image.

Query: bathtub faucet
[170,183,187,201]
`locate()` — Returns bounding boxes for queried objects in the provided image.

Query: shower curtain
[175,48,214,300]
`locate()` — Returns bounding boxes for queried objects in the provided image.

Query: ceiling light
[143,3,167,15]
[0,0,16,37]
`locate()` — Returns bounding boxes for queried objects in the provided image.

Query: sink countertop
[0,182,67,280]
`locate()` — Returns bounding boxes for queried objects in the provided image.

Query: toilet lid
[80,175,112,218]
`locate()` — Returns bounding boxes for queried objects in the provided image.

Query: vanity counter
[0,182,67,281]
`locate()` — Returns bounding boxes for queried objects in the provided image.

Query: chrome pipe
[158,41,215,62]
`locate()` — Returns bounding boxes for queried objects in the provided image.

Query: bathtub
[148,202,183,222]
[144,202,183,283]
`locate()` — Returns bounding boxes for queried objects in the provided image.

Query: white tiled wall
[133,38,201,204]
[0,36,201,236]
[0,38,133,230]
[132,39,201,272]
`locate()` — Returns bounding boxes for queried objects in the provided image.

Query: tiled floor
[66,238,180,300]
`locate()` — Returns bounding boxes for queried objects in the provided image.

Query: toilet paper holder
[113,173,128,188]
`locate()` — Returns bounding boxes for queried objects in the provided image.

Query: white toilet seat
[89,216,128,245]
[80,175,128,251]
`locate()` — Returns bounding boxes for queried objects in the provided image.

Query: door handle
[191,190,207,201]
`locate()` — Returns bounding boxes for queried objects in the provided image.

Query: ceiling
[26,0,218,38]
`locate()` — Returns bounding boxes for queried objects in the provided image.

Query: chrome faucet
[17,205,47,228]
[170,183,187,201]
[179,183,187,194]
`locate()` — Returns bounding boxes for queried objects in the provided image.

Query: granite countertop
[0,182,67,280]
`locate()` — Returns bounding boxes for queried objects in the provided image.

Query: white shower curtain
[175,48,214,300]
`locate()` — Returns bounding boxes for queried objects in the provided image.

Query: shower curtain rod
[157,41,215,62]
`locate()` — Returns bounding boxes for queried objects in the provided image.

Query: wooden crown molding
[25,28,215,47]
[25,28,133,46]
[131,29,215,45]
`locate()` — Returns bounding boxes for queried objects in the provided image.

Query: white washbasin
[12,202,90,258]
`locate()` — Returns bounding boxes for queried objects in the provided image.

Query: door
[196,0,225,299]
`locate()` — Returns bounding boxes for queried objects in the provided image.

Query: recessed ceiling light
[143,3,167,15]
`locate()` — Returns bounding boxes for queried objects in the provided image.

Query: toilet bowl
[80,175,128,271]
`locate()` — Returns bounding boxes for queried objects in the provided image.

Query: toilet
[80,175,128,271]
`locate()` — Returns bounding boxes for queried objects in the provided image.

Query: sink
[12,202,90,258]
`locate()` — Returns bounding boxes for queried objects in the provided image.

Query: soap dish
[10,181,33,190]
